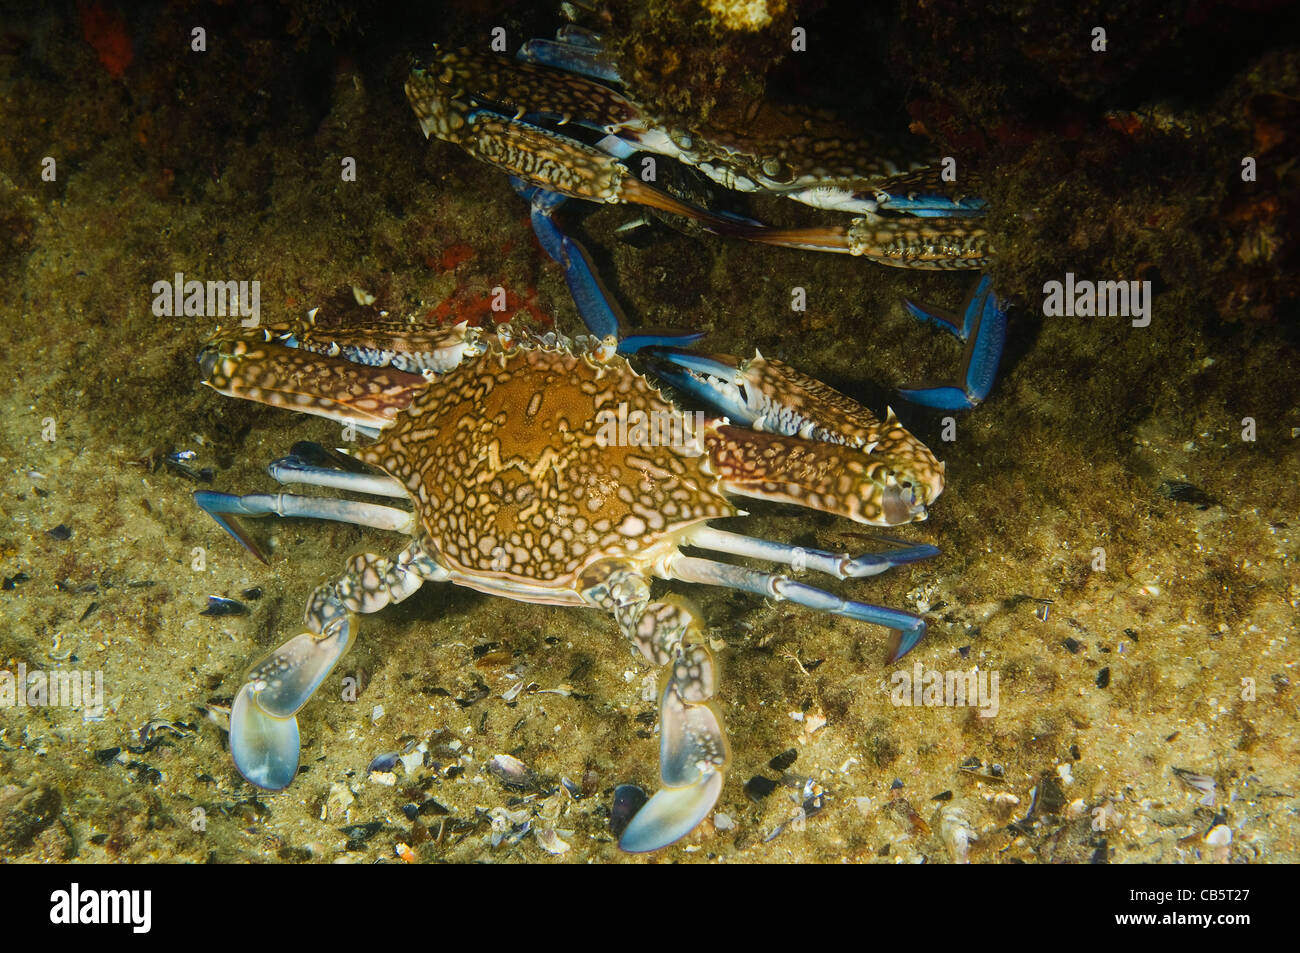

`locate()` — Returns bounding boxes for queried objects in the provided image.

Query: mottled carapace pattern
[358,344,733,586]
[422,46,640,131]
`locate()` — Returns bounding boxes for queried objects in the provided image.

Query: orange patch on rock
[79,1,133,79]
[436,243,475,272]
[427,282,549,328]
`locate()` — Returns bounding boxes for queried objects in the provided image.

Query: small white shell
[938,805,977,864]
[1205,825,1232,847]
[536,829,571,855]
[488,753,534,789]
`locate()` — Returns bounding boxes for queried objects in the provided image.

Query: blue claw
[896,385,980,411]
[230,683,300,790]
[524,188,623,340]
[873,168,988,218]
[877,195,987,218]
[517,27,623,85]
[512,178,704,353]
[898,274,1008,410]
[890,620,928,661]
[619,772,724,853]
[228,616,355,790]
[637,348,756,422]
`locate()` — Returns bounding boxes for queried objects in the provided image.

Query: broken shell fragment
[937,805,977,863]
[536,829,571,855]
[488,753,536,790]
[1205,824,1232,847]
[1172,767,1217,806]
[200,595,248,617]
[367,751,400,774]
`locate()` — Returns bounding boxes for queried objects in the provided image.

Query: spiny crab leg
[199,329,429,431]
[712,213,992,270]
[680,165,993,268]
[643,348,911,447]
[227,542,448,790]
[665,554,928,662]
[644,347,946,523]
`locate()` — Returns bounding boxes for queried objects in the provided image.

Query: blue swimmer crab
[194,316,943,852]
[405,27,1008,410]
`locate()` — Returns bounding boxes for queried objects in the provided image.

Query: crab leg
[646,278,1006,414]
[869,166,989,218]
[703,165,991,267]
[897,274,1009,410]
[644,349,909,446]
[266,452,410,499]
[685,525,939,579]
[518,181,623,341]
[711,213,992,270]
[194,490,415,563]
[643,351,946,523]
[229,542,449,790]
[280,314,484,374]
[513,179,704,353]
[199,333,428,430]
[704,422,943,526]
[666,554,928,661]
[599,572,728,853]
[517,27,622,85]
[412,45,643,141]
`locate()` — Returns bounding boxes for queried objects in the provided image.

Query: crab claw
[619,771,725,853]
[245,618,355,719]
[229,614,356,790]
[619,650,729,853]
[230,683,300,790]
